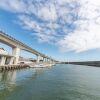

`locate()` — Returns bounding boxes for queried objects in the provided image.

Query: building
[0,48,8,54]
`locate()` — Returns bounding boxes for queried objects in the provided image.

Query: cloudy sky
[0,0,100,61]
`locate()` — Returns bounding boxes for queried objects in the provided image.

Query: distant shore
[61,61,100,67]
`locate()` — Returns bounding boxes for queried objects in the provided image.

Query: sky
[0,0,100,61]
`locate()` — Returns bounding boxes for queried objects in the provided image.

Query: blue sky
[0,0,100,61]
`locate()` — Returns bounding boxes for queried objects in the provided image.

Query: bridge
[0,31,57,66]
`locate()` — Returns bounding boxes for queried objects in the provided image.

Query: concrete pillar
[36,55,40,63]
[0,56,6,65]
[12,47,20,64]
[41,57,43,62]
[52,60,54,64]
[43,57,45,62]
[47,58,50,62]
[9,57,14,65]
[50,59,53,64]
[45,58,47,62]
[49,59,51,63]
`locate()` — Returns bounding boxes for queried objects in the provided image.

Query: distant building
[0,48,8,54]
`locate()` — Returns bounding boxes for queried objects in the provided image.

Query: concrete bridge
[0,31,57,66]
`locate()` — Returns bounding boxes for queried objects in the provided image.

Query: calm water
[0,64,100,100]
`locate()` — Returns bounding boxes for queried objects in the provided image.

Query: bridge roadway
[0,31,57,66]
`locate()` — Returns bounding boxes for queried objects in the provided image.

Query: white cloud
[18,15,41,31]
[1,0,100,53]
[0,0,27,13]
[58,0,100,53]
[37,4,57,21]
[58,25,100,52]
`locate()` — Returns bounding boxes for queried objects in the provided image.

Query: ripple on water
[0,64,100,100]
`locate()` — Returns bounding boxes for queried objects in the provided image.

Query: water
[0,64,100,100]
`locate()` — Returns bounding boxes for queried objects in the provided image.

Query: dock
[0,62,56,71]
[0,64,28,71]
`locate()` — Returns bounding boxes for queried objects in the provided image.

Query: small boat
[29,64,45,68]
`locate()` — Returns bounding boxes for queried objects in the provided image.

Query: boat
[29,64,45,68]
[29,63,56,68]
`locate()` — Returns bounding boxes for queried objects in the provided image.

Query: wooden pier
[0,64,29,71]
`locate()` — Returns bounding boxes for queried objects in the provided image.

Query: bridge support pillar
[0,56,6,65]
[9,57,14,65]
[47,58,50,62]
[49,59,51,63]
[43,57,45,62]
[50,59,53,64]
[46,58,48,62]
[12,47,20,64]
[36,55,40,63]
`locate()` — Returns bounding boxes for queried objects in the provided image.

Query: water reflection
[1,65,100,100]
[0,67,49,91]
[0,71,16,91]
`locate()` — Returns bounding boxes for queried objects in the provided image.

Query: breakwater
[62,61,100,67]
